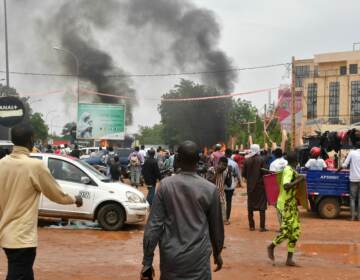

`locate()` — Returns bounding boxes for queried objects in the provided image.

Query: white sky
[3,0,360,134]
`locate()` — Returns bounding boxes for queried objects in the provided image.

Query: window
[350,64,358,74]
[329,82,340,124]
[313,66,319,77]
[340,66,347,76]
[48,158,88,184]
[307,83,317,119]
[351,81,360,124]
[295,65,310,87]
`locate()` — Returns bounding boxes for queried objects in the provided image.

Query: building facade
[295,50,360,136]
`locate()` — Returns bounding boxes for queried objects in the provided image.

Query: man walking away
[207,157,232,223]
[128,146,143,188]
[70,144,81,159]
[0,123,83,280]
[338,142,360,221]
[224,149,241,224]
[210,144,224,168]
[242,144,268,232]
[268,151,305,266]
[233,150,245,170]
[141,141,224,280]
[139,145,147,164]
[45,144,53,154]
[142,149,161,206]
[270,148,288,172]
[110,156,122,182]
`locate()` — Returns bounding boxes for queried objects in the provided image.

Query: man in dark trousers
[141,149,161,206]
[141,141,224,280]
[70,144,81,158]
[110,155,122,182]
[0,123,83,280]
[242,144,268,232]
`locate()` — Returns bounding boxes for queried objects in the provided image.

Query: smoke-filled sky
[1,0,360,134]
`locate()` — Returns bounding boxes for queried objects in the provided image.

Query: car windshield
[75,159,110,182]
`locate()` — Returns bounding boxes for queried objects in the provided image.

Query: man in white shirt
[270,148,288,172]
[139,145,147,165]
[340,148,360,221]
[305,147,327,171]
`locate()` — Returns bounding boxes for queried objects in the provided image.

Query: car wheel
[97,203,126,231]
[318,197,340,219]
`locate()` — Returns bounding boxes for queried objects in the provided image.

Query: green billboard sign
[77,103,125,140]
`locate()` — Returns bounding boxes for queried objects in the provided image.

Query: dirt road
[1,188,359,279]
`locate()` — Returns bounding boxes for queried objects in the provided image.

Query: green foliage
[227,99,282,147]
[141,80,283,149]
[227,99,257,145]
[138,124,164,144]
[29,113,48,141]
[159,79,230,147]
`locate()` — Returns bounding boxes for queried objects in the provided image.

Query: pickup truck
[301,169,350,219]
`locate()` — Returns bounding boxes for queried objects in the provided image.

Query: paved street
[1,187,359,280]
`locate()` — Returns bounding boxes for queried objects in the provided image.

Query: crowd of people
[141,141,360,278]
[2,122,360,280]
[140,141,310,279]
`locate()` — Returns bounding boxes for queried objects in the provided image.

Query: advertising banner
[277,87,302,131]
[77,103,125,140]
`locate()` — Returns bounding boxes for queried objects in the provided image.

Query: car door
[41,157,96,215]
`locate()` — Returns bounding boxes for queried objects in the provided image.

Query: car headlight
[126,191,142,203]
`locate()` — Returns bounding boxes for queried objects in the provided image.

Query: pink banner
[277,87,302,131]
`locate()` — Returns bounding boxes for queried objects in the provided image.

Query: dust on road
[1,187,359,280]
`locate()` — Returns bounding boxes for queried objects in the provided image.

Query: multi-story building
[294,50,360,136]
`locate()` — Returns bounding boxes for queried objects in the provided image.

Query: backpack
[130,153,140,166]
[224,167,233,188]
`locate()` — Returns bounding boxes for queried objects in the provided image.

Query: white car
[80,147,100,159]
[31,153,149,231]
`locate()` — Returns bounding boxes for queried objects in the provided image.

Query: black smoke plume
[125,0,237,92]
[15,0,237,139]
[45,1,136,124]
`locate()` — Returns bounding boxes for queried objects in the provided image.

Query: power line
[0,62,290,78]
[20,86,280,102]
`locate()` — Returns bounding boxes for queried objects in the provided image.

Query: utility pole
[291,56,296,149]
[3,0,9,87]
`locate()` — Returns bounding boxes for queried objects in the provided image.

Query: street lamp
[52,46,80,105]
[50,115,60,136]
[3,0,9,87]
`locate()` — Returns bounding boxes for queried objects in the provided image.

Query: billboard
[77,103,125,140]
[277,87,302,131]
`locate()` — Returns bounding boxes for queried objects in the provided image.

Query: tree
[138,124,164,144]
[29,113,48,142]
[159,79,231,147]
[227,99,282,148]
[227,99,258,146]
